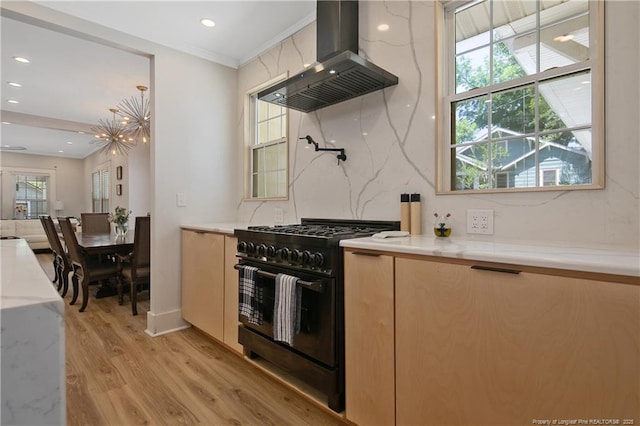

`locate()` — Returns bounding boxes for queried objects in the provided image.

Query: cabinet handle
[349,251,381,257]
[471,265,521,274]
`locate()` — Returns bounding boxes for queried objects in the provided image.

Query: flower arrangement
[108,206,131,226]
[15,205,27,214]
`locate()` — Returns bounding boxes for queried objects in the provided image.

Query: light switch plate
[467,209,494,234]
[176,192,186,207]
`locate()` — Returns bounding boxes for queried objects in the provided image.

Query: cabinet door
[395,258,639,425]
[181,230,225,340]
[223,235,242,354]
[344,250,395,426]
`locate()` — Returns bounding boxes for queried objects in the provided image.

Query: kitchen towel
[238,265,263,325]
[273,273,302,347]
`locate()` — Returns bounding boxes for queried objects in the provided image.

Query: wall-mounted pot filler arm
[299,135,347,165]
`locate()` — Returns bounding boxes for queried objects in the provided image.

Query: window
[438,0,603,193]
[246,75,288,199]
[14,174,48,219]
[92,167,109,213]
[542,169,559,186]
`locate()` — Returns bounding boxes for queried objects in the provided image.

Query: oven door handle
[234,264,324,293]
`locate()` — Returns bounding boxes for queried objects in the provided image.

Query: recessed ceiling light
[58,150,64,153]
[2,122,11,125]
[201,18,215,27]
[8,82,22,87]
[377,24,390,32]
[13,56,30,63]
[67,141,73,145]
[553,34,574,42]
[7,99,19,104]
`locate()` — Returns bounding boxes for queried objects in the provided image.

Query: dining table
[75,231,134,256]
[74,231,135,298]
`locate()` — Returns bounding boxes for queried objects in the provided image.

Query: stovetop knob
[246,242,256,254]
[280,247,290,261]
[266,245,277,258]
[291,249,301,263]
[302,250,312,265]
[257,244,267,256]
[237,241,247,253]
[313,252,325,267]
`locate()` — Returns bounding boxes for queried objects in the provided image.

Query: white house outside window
[247,74,288,199]
[438,0,603,193]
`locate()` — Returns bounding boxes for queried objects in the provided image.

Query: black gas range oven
[233,218,399,412]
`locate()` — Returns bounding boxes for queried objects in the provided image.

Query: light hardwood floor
[36,253,346,426]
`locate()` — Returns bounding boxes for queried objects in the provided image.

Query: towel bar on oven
[234,264,324,293]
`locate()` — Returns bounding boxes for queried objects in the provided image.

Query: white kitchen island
[1,239,65,425]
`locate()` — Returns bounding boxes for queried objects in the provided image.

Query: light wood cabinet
[344,250,395,426]
[223,235,242,354]
[343,250,640,425]
[181,229,225,341]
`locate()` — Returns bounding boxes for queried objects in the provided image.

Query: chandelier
[91,108,134,156]
[118,85,150,144]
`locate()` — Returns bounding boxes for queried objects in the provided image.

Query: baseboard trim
[145,308,190,337]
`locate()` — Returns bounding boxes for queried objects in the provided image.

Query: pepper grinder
[410,193,422,235]
[400,193,411,232]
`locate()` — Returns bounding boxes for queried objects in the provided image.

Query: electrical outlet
[274,208,284,224]
[467,209,494,235]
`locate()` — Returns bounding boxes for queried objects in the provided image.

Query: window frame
[91,162,110,213]
[0,166,57,219]
[436,0,605,194]
[244,73,289,200]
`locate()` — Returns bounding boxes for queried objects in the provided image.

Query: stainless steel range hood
[258,0,399,113]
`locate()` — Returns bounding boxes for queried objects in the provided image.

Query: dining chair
[41,216,72,297]
[59,217,119,312]
[80,212,110,234]
[116,216,150,315]
[40,216,61,290]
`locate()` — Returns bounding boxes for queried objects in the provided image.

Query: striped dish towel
[273,273,301,346]
[238,265,263,325]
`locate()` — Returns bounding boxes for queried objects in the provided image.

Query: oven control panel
[236,240,333,274]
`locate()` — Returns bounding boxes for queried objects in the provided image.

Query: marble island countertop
[1,239,66,425]
[340,235,640,278]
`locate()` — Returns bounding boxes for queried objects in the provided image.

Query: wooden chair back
[132,216,151,270]
[81,213,110,234]
[42,216,69,267]
[59,217,85,269]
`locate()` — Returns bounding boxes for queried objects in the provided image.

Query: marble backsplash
[235,1,639,249]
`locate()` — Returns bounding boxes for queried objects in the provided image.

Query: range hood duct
[258,0,399,113]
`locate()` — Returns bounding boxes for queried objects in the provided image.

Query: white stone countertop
[1,238,63,310]
[180,222,250,235]
[340,235,640,278]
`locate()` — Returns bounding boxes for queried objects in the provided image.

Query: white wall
[2,2,238,334]
[236,1,640,250]
[0,152,84,218]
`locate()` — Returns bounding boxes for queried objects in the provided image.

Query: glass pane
[455,1,489,52]
[252,147,264,173]
[492,40,528,85]
[268,103,281,119]
[264,171,278,198]
[540,0,589,71]
[453,144,489,190]
[539,71,591,132]
[278,141,287,168]
[453,95,489,144]
[257,122,269,144]
[268,117,282,141]
[491,84,535,134]
[252,173,264,198]
[456,46,490,93]
[540,130,592,185]
[257,100,268,122]
[491,138,536,189]
[264,144,279,171]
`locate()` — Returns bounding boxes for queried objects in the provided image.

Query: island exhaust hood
[258,0,399,113]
